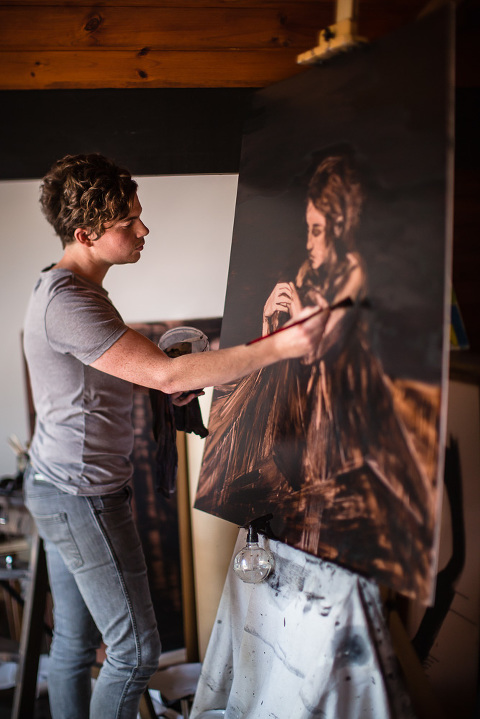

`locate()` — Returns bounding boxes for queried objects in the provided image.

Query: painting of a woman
[195,152,439,600]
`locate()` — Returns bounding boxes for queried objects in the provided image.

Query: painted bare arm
[90,305,330,394]
[262,281,304,335]
[263,255,364,342]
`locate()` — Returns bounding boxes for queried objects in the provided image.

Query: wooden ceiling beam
[0,5,331,51]
[0,0,425,6]
[0,49,311,89]
[0,0,438,90]
[0,0,339,7]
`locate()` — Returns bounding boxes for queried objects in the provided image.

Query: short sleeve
[45,287,128,364]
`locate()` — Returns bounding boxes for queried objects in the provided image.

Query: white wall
[0,174,238,477]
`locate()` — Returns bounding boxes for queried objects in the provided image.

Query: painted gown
[196,251,437,599]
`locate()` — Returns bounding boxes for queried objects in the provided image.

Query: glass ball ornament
[233,525,274,584]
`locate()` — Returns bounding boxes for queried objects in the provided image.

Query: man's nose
[139,221,149,237]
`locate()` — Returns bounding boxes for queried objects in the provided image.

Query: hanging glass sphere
[233,525,275,584]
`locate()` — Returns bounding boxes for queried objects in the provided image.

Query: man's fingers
[172,390,205,406]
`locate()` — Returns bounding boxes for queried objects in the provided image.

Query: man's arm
[90,306,329,393]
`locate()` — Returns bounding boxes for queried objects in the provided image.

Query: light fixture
[233,524,274,584]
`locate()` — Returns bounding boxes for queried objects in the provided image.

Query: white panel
[105,174,237,323]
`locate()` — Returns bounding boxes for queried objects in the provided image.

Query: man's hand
[273,304,331,360]
[171,389,205,406]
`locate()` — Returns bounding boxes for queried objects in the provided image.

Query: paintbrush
[246,296,364,346]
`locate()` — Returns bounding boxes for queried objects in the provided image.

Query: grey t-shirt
[23,267,133,495]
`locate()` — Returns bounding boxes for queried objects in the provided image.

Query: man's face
[89,193,149,266]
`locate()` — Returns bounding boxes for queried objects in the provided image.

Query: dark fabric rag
[149,389,209,497]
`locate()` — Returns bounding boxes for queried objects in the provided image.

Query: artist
[22,153,329,719]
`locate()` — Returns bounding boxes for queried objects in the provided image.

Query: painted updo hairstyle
[40,153,138,248]
[307,154,364,254]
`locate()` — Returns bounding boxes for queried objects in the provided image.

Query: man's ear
[74,227,97,246]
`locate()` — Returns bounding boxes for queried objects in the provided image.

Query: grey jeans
[23,465,161,719]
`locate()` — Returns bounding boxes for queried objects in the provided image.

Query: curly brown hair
[40,153,138,248]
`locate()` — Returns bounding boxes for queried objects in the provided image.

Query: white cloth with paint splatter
[191,530,416,719]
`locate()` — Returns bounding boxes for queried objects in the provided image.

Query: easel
[296,0,367,66]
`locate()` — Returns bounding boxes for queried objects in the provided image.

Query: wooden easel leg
[138,688,158,719]
[11,528,49,719]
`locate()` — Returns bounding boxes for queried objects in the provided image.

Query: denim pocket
[90,486,131,514]
[31,512,84,571]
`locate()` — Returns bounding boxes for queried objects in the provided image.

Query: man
[22,153,329,719]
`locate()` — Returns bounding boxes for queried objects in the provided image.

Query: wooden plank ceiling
[0,0,436,90]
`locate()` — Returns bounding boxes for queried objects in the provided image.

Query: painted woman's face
[306,200,331,270]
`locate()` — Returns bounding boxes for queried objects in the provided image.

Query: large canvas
[194,6,454,602]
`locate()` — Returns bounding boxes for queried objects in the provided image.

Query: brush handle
[246,296,353,346]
